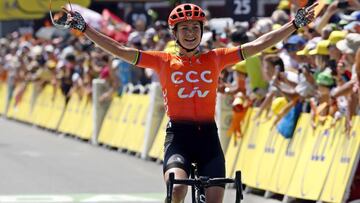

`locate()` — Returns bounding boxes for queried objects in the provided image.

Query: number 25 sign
[226,0,257,21]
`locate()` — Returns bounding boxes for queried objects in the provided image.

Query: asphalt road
[0,116,281,203]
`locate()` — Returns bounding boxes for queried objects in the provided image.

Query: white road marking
[0,194,163,203]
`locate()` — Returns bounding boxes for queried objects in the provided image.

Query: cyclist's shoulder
[140,50,173,61]
[207,47,240,55]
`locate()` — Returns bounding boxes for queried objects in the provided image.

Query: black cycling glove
[293,8,312,29]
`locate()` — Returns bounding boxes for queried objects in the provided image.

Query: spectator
[279,34,307,71]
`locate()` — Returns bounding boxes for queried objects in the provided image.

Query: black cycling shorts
[163,120,225,181]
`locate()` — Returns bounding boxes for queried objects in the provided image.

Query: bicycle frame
[166,164,243,203]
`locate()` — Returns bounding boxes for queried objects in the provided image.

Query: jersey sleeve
[213,47,244,71]
[135,50,170,73]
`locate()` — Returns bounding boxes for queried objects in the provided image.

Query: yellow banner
[148,115,168,161]
[225,108,253,178]
[0,0,44,20]
[235,108,269,186]
[124,94,151,153]
[287,116,343,201]
[17,0,91,13]
[0,82,7,114]
[267,114,312,195]
[97,96,123,145]
[253,119,287,191]
[320,116,360,203]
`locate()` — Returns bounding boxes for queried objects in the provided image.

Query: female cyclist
[60,2,317,203]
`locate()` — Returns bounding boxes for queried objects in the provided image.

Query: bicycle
[166,163,243,203]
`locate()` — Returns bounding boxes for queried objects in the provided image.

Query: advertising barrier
[148,115,168,161]
[225,108,252,178]
[6,83,34,122]
[2,83,359,203]
[97,96,123,146]
[0,82,6,114]
[120,93,151,153]
[286,117,342,201]
[111,93,138,149]
[320,116,360,203]
[58,93,81,134]
[140,83,165,159]
[267,114,312,195]
[215,93,235,150]
[253,117,286,191]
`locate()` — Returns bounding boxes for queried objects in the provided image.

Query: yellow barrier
[148,115,168,161]
[69,95,88,137]
[113,94,149,151]
[15,83,33,122]
[125,94,151,153]
[76,98,93,140]
[111,93,135,148]
[320,116,360,203]
[287,116,343,201]
[31,86,45,126]
[6,83,34,122]
[267,114,312,195]
[235,108,272,186]
[242,112,282,189]
[217,94,235,149]
[98,96,124,146]
[0,82,6,114]
[37,85,55,127]
[58,93,81,134]
[252,118,287,191]
[46,88,66,130]
[31,85,60,128]
[225,108,253,178]
[6,85,20,119]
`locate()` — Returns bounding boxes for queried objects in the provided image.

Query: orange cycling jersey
[136,47,243,122]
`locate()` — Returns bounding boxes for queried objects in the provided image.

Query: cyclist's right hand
[57,7,87,32]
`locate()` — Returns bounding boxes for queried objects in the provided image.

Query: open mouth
[185,38,196,42]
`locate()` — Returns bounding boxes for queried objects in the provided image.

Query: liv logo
[177,87,210,99]
[199,194,206,203]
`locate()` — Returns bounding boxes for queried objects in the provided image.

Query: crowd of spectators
[0,0,359,136]
[0,0,360,133]
[0,0,359,200]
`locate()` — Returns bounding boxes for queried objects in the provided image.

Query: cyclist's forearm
[84,26,138,64]
[241,21,296,58]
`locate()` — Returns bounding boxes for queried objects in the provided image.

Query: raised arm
[241,2,318,59]
[58,7,139,65]
[84,26,139,65]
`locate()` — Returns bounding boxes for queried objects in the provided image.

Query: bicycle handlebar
[172,177,235,187]
[166,171,243,203]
